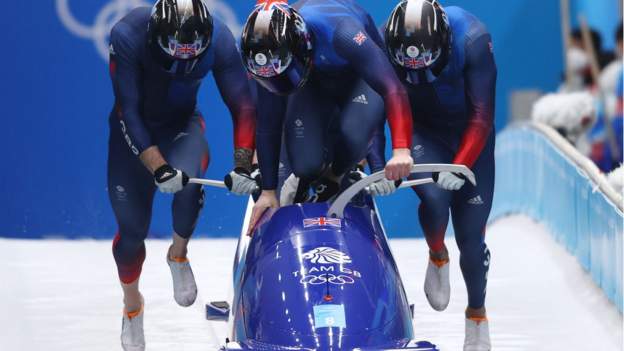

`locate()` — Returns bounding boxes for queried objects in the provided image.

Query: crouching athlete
[368,1,497,349]
[241,0,416,232]
[107,1,256,349]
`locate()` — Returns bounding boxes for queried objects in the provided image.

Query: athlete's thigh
[277,133,292,193]
[160,114,211,236]
[107,118,156,236]
[450,133,495,231]
[335,80,385,162]
[409,127,455,204]
[284,83,336,173]
[162,113,210,178]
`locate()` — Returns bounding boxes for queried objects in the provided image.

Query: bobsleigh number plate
[313,304,346,329]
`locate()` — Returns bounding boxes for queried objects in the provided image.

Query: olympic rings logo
[55,0,242,62]
[300,274,356,285]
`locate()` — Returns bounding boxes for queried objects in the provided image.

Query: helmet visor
[390,44,441,70]
[390,45,444,84]
[158,36,207,60]
[246,52,309,95]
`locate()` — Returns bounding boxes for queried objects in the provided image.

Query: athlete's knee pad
[172,185,205,239]
[458,240,490,265]
[112,233,147,284]
[418,202,450,252]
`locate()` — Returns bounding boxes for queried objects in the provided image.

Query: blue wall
[571,0,621,50]
[492,126,623,312]
[1,0,565,239]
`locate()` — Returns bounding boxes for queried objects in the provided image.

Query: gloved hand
[351,168,401,196]
[368,178,401,196]
[433,171,466,191]
[154,164,189,194]
[280,173,300,206]
[224,167,260,195]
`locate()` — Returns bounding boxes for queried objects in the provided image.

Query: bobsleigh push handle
[327,164,476,219]
[188,178,228,189]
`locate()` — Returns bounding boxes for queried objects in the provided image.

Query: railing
[491,123,623,312]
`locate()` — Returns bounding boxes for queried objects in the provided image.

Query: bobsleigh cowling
[212,165,476,351]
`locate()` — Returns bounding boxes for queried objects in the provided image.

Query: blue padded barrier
[491,124,623,312]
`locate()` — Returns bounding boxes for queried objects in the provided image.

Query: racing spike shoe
[309,177,340,203]
[167,251,198,307]
[464,317,491,351]
[121,301,145,351]
[424,257,450,311]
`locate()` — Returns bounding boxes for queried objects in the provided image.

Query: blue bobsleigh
[205,164,476,351]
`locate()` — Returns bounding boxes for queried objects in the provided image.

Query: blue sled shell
[228,200,438,351]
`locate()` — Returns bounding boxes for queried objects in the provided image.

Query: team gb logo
[302,247,352,265]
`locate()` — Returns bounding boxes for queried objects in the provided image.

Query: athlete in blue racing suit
[107,1,256,349]
[369,2,497,349]
[241,0,415,232]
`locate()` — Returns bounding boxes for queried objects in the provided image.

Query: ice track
[0,215,622,350]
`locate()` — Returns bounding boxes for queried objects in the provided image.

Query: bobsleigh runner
[192,164,476,351]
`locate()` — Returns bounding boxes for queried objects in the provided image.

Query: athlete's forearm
[332,21,413,150]
[139,146,167,174]
[455,34,497,167]
[234,148,254,172]
[212,24,257,152]
[232,106,257,151]
[453,119,492,167]
[384,90,413,150]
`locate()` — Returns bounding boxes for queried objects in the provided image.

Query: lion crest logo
[302,247,352,264]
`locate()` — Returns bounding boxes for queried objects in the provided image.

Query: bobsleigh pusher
[194,164,476,351]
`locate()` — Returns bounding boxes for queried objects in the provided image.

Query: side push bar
[189,178,260,194]
[327,164,476,219]
[189,178,228,189]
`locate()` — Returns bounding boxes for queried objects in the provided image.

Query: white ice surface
[0,215,621,351]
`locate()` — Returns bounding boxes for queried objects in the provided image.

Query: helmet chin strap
[148,41,202,75]
[165,59,199,75]
[406,68,438,84]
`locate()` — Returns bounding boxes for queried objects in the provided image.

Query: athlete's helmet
[241,1,314,95]
[385,0,452,84]
[148,0,213,62]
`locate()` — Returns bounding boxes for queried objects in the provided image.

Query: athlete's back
[292,0,384,78]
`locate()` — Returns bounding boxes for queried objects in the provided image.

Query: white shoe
[424,258,450,311]
[167,253,198,307]
[121,302,145,351]
[464,317,491,351]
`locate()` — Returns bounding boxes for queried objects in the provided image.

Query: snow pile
[607,164,624,195]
